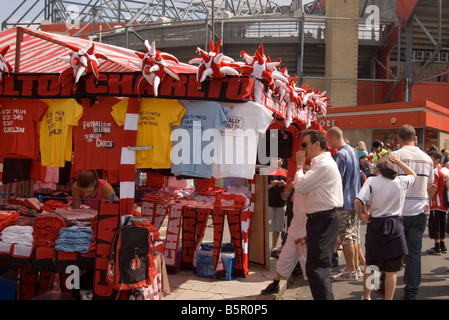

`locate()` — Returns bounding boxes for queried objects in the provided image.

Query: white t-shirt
[390,146,434,216]
[212,102,273,180]
[356,175,415,218]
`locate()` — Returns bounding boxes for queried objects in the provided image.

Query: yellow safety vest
[374,148,390,163]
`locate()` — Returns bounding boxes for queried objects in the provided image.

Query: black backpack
[107,217,159,293]
[362,161,377,177]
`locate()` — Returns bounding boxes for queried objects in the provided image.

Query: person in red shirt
[427,151,448,255]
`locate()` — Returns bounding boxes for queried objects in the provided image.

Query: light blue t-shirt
[333,144,361,211]
[170,100,228,178]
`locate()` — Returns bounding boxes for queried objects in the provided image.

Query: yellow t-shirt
[40,99,84,167]
[112,98,186,168]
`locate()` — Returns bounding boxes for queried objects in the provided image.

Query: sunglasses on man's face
[301,141,312,148]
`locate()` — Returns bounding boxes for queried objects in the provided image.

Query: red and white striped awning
[0,27,197,74]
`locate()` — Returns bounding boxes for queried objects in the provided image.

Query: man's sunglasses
[301,141,312,148]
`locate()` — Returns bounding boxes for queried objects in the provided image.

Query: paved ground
[278,222,449,300]
[158,215,449,301]
[161,215,279,300]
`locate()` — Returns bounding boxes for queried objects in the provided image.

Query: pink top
[80,179,107,210]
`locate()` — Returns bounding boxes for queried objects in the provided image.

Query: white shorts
[276,234,308,280]
[268,206,286,232]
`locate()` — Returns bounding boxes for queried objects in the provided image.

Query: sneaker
[260,281,280,295]
[361,296,371,300]
[441,247,447,254]
[339,266,364,277]
[426,247,442,255]
[331,270,358,281]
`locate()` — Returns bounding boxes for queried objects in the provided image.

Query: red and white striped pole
[118,98,141,215]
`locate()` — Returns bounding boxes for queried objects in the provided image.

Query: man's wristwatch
[297,165,303,169]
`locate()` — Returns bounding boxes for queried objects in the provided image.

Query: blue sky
[0,1,44,26]
[1,2,29,21]
[0,0,314,28]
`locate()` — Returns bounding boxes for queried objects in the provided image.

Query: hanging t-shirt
[212,101,273,180]
[40,99,83,167]
[170,100,228,179]
[112,98,186,169]
[73,97,124,172]
[0,98,48,159]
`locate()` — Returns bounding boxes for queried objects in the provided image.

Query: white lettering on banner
[318,119,336,128]
[141,202,154,215]
[164,205,182,266]
[154,204,168,229]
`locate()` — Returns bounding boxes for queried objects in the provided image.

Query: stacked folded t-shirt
[55,226,93,253]
[32,215,67,248]
[1,225,34,246]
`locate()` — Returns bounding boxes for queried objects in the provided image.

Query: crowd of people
[262,124,449,300]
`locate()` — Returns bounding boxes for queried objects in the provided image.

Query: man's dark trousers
[306,208,339,300]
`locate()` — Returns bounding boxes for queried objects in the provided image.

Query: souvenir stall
[0,27,331,300]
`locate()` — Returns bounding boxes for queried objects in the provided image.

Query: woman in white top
[355,155,416,300]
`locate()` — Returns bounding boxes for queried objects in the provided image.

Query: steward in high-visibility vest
[372,140,390,163]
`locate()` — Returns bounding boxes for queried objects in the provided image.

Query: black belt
[306,208,336,219]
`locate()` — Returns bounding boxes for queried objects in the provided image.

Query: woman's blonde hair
[356,141,367,151]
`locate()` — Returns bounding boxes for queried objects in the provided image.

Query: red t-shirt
[0,98,47,159]
[73,97,124,171]
[431,165,448,211]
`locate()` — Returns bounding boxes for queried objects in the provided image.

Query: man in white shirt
[390,124,434,300]
[294,129,343,300]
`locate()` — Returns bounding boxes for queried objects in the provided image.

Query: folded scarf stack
[55,226,93,253]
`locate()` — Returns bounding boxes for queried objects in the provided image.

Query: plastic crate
[196,248,235,280]
[0,278,17,300]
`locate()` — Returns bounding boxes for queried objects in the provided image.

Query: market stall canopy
[0,27,331,126]
[0,27,197,74]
